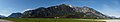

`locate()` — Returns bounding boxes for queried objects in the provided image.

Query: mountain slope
[8,12,23,18]
[21,4,110,19]
[0,15,6,18]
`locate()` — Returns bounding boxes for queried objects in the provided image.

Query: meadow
[2,18,106,22]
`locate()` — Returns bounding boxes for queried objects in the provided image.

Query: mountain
[74,6,110,19]
[21,4,110,19]
[8,12,23,18]
[0,15,6,18]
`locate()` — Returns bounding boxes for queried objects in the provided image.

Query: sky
[0,0,120,17]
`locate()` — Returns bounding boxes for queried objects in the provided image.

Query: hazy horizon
[0,0,120,17]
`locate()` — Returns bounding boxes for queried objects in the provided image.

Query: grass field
[2,18,106,22]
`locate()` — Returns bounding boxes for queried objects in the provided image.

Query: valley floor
[0,19,13,22]
[3,18,120,22]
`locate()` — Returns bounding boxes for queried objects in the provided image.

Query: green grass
[2,18,106,22]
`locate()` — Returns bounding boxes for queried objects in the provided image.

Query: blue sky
[0,0,120,17]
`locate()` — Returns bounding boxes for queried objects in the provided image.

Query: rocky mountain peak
[59,4,69,6]
[58,4,73,8]
[8,4,111,19]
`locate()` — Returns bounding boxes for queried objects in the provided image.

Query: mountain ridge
[8,4,111,19]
